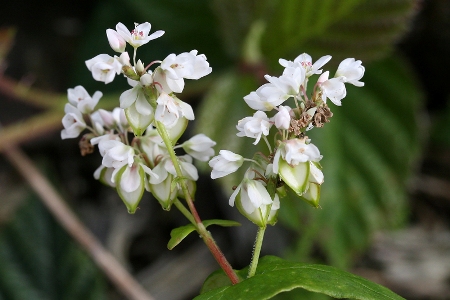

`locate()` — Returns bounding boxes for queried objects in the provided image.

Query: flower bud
[299,182,321,208]
[278,159,310,196]
[125,102,154,136]
[136,59,145,74]
[182,134,216,161]
[149,174,177,210]
[119,52,131,65]
[106,29,126,53]
[115,163,146,214]
[140,73,153,86]
[209,150,244,179]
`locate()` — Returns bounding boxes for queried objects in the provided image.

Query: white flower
[90,132,120,147]
[115,160,158,214]
[99,140,135,175]
[85,54,122,84]
[61,104,86,139]
[244,83,289,111]
[140,130,167,167]
[283,139,322,165]
[318,71,346,106]
[106,28,126,52]
[209,150,244,179]
[182,134,216,161]
[236,111,271,145]
[155,93,194,128]
[167,155,199,181]
[93,165,115,187]
[149,155,198,185]
[229,177,273,215]
[119,78,153,116]
[116,22,164,48]
[279,53,331,77]
[152,67,175,94]
[67,85,102,114]
[229,167,280,226]
[119,162,157,192]
[273,138,322,173]
[112,107,128,130]
[273,105,291,130]
[160,50,212,93]
[90,111,105,134]
[335,58,365,87]
[309,162,324,184]
[265,65,305,97]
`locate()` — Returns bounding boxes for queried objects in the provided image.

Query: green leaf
[0,195,106,300]
[167,224,197,250]
[203,219,241,228]
[167,219,241,250]
[213,0,416,65]
[262,0,417,65]
[196,256,404,300]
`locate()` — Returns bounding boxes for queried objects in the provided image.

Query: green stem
[173,199,195,225]
[154,120,240,285]
[248,225,266,278]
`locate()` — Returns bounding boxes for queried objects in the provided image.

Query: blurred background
[1,0,450,299]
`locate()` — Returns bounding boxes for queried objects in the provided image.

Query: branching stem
[154,120,240,285]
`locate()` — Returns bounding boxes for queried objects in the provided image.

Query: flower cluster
[61,22,215,213]
[209,53,364,226]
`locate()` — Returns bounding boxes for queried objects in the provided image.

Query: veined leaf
[196,256,404,300]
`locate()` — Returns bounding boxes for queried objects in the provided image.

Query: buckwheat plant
[62,21,402,299]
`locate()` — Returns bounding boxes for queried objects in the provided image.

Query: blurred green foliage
[0,195,106,300]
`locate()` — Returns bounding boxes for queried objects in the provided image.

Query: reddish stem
[184,194,240,284]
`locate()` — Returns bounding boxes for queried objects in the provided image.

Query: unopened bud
[119,52,131,66]
[136,59,145,74]
[106,29,126,53]
[140,73,153,86]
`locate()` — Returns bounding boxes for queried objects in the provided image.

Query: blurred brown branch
[3,145,155,300]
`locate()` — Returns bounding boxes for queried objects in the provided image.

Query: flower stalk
[155,120,240,284]
[248,225,266,278]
